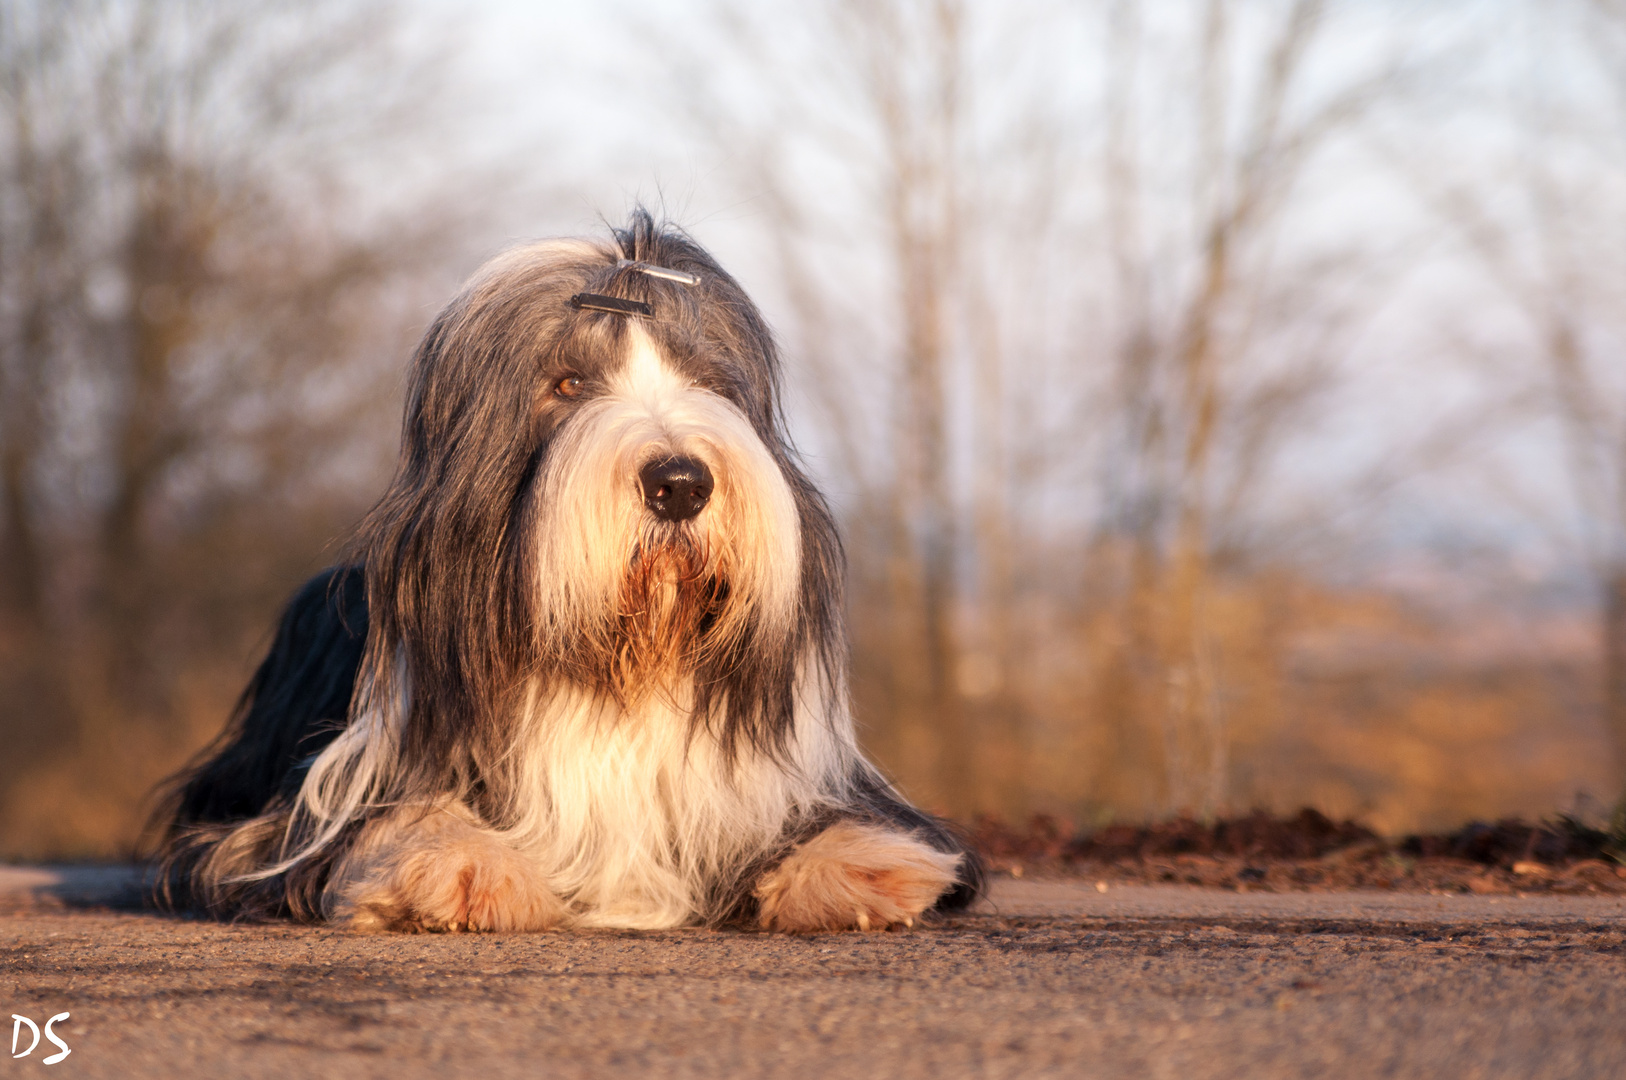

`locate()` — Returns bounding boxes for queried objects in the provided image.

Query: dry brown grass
[0,563,1610,861]
[856,567,1614,838]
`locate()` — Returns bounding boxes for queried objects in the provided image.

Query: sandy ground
[2,867,1624,1079]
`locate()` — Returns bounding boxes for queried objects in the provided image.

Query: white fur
[233,658,406,883]
[492,669,851,929]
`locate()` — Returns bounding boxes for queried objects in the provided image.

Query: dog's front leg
[753,821,963,932]
[328,803,566,932]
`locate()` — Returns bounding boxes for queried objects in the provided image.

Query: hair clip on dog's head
[570,260,698,317]
[620,260,700,286]
[570,293,652,317]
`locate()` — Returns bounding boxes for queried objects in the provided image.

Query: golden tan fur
[608,537,723,705]
[753,822,963,932]
[328,803,568,932]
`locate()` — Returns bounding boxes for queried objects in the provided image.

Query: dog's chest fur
[503,679,843,929]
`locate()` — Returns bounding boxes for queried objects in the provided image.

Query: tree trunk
[1604,569,1626,784]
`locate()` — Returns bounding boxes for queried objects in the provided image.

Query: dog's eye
[554,374,585,399]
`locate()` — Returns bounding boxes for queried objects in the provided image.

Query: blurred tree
[0,0,469,855]
[1418,0,1626,790]
[1090,0,1408,815]
[663,0,1410,817]
[1591,0,1626,805]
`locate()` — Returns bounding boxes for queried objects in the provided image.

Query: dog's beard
[609,527,728,703]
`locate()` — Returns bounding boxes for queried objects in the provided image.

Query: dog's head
[350,211,844,784]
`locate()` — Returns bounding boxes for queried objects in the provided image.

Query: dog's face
[532,308,801,700]
[358,219,843,772]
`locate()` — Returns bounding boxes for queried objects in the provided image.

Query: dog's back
[157,568,367,842]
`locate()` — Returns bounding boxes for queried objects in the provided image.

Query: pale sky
[404,0,1621,597]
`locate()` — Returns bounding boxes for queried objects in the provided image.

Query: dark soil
[968,808,1626,895]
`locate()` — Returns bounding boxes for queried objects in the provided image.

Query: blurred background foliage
[2,0,1625,857]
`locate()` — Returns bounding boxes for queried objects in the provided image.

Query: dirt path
[2,868,1624,1079]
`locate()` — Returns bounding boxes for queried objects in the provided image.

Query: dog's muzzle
[639,455,714,522]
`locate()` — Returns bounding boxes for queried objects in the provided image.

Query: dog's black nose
[640,456,714,522]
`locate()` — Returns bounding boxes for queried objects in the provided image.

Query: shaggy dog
[150,211,983,932]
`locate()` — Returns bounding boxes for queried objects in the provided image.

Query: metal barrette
[619,260,700,286]
[570,293,652,317]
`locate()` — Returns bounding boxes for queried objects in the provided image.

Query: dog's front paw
[754,821,962,932]
[334,812,567,933]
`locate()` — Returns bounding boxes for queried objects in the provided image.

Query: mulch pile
[967,808,1626,894]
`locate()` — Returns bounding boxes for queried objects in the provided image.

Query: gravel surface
[2,867,1624,1079]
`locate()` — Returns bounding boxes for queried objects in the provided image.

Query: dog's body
[151,213,981,932]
